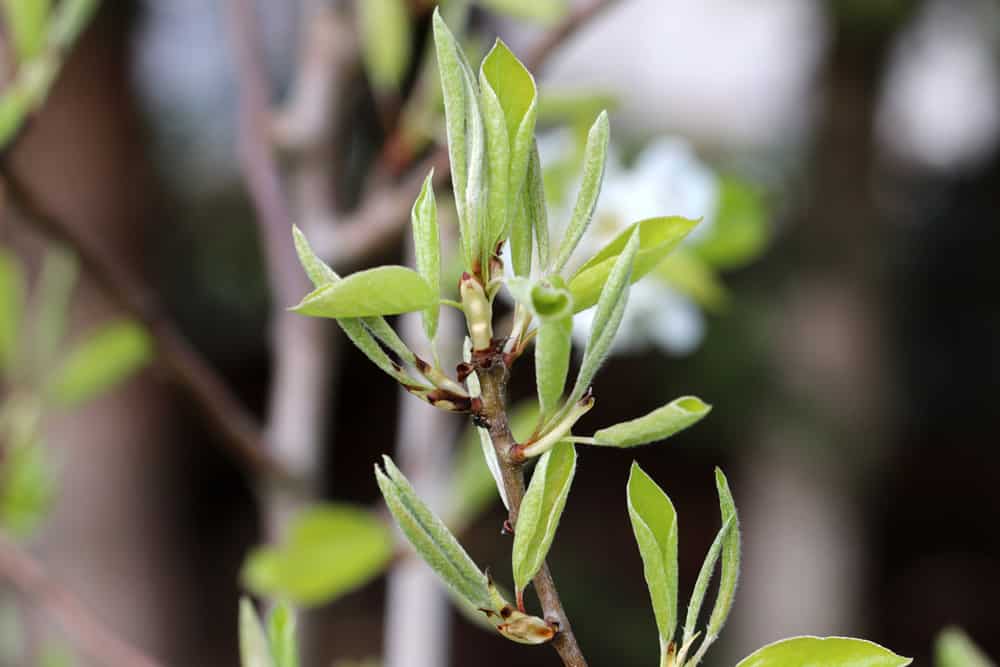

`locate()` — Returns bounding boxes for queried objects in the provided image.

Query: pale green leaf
[0,248,25,374]
[239,598,275,667]
[0,439,55,540]
[47,0,100,50]
[376,456,491,609]
[627,462,679,648]
[511,142,546,276]
[476,0,568,24]
[411,169,441,341]
[935,627,994,667]
[267,602,299,667]
[692,176,769,270]
[2,0,51,60]
[551,111,609,273]
[512,441,576,594]
[241,504,393,607]
[34,247,77,371]
[358,0,412,92]
[707,468,740,639]
[655,249,729,312]
[682,517,734,650]
[535,314,572,421]
[291,266,436,318]
[569,216,699,313]
[735,637,912,667]
[0,86,31,149]
[291,225,338,287]
[49,321,151,407]
[592,396,711,448]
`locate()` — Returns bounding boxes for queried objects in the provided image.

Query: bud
[459,272,493,351]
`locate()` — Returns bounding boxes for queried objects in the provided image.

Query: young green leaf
[561,227,639,414]
[592,396,711,448]
[239,598,275,667]
[358,0,412,93]
[477,0,568,24]
[680,517,734,658]
[569,216,699,313]
[0,87,32,149]
[47,0,100,50]
[735,637,912,667]
[49,321,152,407]
[627,463,679,652]
[0,248,25,374]
[266,602,299,667]
[2,0,51,60]
[291,266,436,318]
[655,249,729,312]
[34,247,77,371]
[535,315,572,421]
[510,142,547,276]
[241,504,393,607]
[375,456,492,609]
[707,468,740,639]
[935,627,993,667]
[551,111,609,274]
[411,170,441,341]
[0,439,55,540]
[512,441,577,595]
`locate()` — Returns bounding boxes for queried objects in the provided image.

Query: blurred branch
[0,165,299,487]
[525,0,619,72]
[0,535,162,667]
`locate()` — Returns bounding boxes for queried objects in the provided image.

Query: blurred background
[1,0,998,665]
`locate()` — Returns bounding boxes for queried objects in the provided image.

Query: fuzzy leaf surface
[736,637,912,667]
[411,170,441,340]
[707,467,740,638]
[291,266,436,318]
[593,396,711,447]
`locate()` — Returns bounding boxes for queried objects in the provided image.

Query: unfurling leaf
[266,602,299,667]
[411,170,441,341]
[627,463,679,651]
[512,441,576,596]
[0,248,26,373]
[241,504,393,607]
[239,598,275,667]
[592,396,711,448]
[358,0,412,92]
[49,321,152,407]
[551,111,609,273]
[935,627,993,667]
[291,266,436,318]
[569,216,698,313]
[375,456,491,609]
[735,637,912,667]
[707,468,740,640]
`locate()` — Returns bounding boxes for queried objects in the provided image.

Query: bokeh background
[1,0,999,665]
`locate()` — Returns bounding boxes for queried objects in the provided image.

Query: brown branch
[0,164,299,487]
[474,353,588,667]
[0,534,162,667]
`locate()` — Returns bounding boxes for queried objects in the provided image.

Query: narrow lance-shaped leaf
[358,0,412,93]
[511,142,547,276]
[558,227,639,420]
[49,320,152,407]
[707,468,740,638]
[627,463,679,651]
[680,517,734,655]
[592,396,711,448]
[239,598,275,667]
[569,216,699,312]
[0,248,25,373]
[551,111,609,274]
[266,602,299,667]
[411,170,441,341]
[376,456,491,609]
[291,265,436,318]
[512,441,577,596]
[735,637,912,667]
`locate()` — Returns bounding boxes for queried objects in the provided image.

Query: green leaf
[707,467,740,638]
[34,247,77,372]
[0,248,25,374]
[592,396,711,448]
[511,142,547,276]
[0,86,31,149]
[433,9,485,270]
[358,0,412,92]
[479,39,538,258]
[561,227,639,414]
[376,456,491,609]
[47,0,100,50]
[411,170,441,341]
[736,637,912,667]
[569,216,699,313]
[0,439,55,540]
[535,314,572,422]
[241,504,393,607]
[627,463,679,649]
[654,249,728,312]
[291,225,338,287]
[692,176,769,270]
[267,602,299,667]
[551,111,609,274]
[476,0,568,24]
[291,266,436,318]
[2,0,51,60]
[239,598,275,667]
[49,321,151,407]
[935,627,993,667]
[512,441,576,595]
[681,517,734,652]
